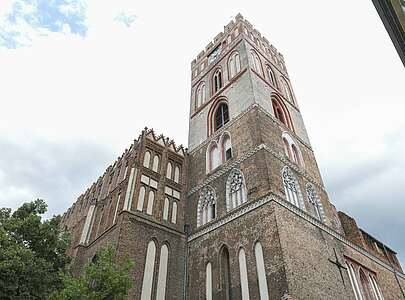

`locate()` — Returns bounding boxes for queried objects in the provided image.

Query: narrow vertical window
[196,82,206,109]
[143,151,151,168]
[112,193,121,224]
[146,190,155,215]
[283,138,291,160]
[140,241,156,300]
[238,248,250,300]
[291,144,300,165]
[156,244,169,300]
[282,167,303,209]
[213,69,223,93]
[123,163,129,180]
[222,134,232,162]
[209,143,221,171]
[347,263,362,300]
[220,247,232,300]
[267,66,276,87]
[137,186,146,211]
[123,167,136,211]
[152,155,160,172]
[250,50,263,75]
[174,166,180,183]
[166,162,172,180]
[306,184,323,221]
[163,198,169,221]
[206,262,213,300]
[359,269,373,300]
[255,242,269,300]
[272,99,288,127]
[171,202,177,224]
[228,52,241,79]
[281,77,294,104]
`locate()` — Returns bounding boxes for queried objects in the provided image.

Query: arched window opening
[213,69,223,93]
[306,183,324,221]
[283,138,291,160]
[255,242,269,300]
[166,162,172,179]
[174,166,180,183]
[238,248,250,300]
[228,52,241,79]
[222,134,232,162]
[226,169,247,211]
[143,151,151,168]
[137,186,146,211]
[171,202,177,224]
[347,263,362,300]
[220,247,232,300]
[152,155,160,172]
[206,262,213,300]
[267,66,276,87]
[156,244,169,300]
[214,103,229,131]
[282,167,304,210]
[196,82,206,109]
[140,240,156,300]
[163,198,169,221]
[281,77,294,104]
[369,275,383,300]
[146,190,154,215]
[208,143,221,172]
[197,186,216,226]
[272,99,288,127]
[359,269,373,300]
[291,144,300,165]
[250,50,263,75]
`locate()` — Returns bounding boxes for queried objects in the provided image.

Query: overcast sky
[1,0,404,266]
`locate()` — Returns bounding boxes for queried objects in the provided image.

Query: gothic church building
[61,14,405,299]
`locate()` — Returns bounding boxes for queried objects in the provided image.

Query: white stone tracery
[226,169,247,211]
[197,186,217,227]
[282,166,305,210]
[306,183,324,222]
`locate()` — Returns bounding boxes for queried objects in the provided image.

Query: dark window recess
[225,148,232,161]
[214,103,229,131]
[212,204,216,219]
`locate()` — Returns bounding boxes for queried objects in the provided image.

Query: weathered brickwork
[60,14,405,300]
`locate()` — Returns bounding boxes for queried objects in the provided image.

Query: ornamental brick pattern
[61,14,405,300]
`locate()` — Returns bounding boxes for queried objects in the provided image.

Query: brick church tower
[61,14,405,299]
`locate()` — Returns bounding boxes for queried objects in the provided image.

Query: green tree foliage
[0,199,70,300]
[50,246,134,300]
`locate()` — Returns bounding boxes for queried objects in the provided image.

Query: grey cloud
[0,136,115,218]
[322,132,405,268]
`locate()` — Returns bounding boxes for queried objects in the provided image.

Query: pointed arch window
[143,151,151,168]
[156,244,169,300]
[282,133,303,167]
[282,167,304,210]
[208,142,221,172]
[196,82,206,109]
[226,169,247,211]
[347,263,362,300]
[163,198,169,221]
[228,51,241,79]
[272,98,290,128]
[213,69,223,93]
[222,133,232,161]
[254,242,269,300]
[146,190,154,215]
[166,162,172,179]
[206,262,213,300]
[369,275,383,300]
[174,166,180,183]
[171,201,177,224]
[140,240,156,300]
[214,103,229,131]
[220,246,232,300]
[359,269,374,300]
[306,183,324,221]
[238,248,250,300]
[281,77,294,104]
[197,186,216,226]
[267,66,277,87]
[250,50,263,75]
[152,154,160,172]
[137,186,146,211]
